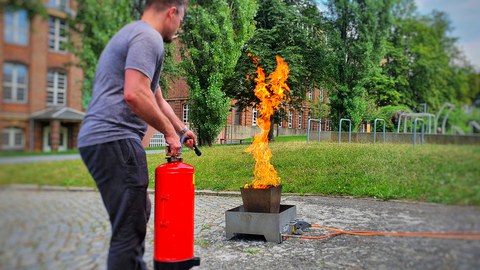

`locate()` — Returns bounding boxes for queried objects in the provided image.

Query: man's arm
[154,87,197,148]
[124,69,181,155]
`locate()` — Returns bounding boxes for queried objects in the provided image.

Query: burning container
[240,185,282,213]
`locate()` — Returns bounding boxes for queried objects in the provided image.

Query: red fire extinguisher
[154,137,201,270]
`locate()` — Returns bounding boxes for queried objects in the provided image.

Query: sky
[416,0,480,70]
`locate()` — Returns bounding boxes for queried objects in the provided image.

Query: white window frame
[4,8,29,45]
[3,63,28,103]
[298,111,303,129]
[319,88,324,102]
[2,128,25,150]
[252,108,257,126]
[326,120,331,131]
[182,104,189,123]
[48,0,69,10]
[149,132,166,147]
[48,16,68,52]
[288,111,293,128]
[47,70,67,106]
[234,106,242,125]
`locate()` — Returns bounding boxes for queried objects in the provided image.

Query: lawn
[1,141,479,206]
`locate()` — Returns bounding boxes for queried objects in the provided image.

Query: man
[77,0,194,269]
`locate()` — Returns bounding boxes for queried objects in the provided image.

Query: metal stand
[225,205,297,243]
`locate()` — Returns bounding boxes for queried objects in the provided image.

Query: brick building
[1,1,84,152]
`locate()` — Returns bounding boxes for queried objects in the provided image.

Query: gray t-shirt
[78,21,165,148]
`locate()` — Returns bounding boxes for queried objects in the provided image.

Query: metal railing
[436,102,455,134]
[306,119,321,143]
[373,118,386,143]
[338,118,351,144]
[413,118,425,146]
[397,113,436,134]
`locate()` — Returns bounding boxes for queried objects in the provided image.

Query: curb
[1,184,316,198]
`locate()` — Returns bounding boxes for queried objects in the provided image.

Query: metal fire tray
[225,204,296,243]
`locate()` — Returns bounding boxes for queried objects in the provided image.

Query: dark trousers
[79,139,151,270]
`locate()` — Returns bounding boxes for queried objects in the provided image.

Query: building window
[308,87,313,100]
[326,120,331,131]
[182,104,189,123]
[4,8,29,45]
[48,0,69,10]
[288,111,293,128]
[48,16,68,52]
[2,128,25,150]
[47,70,67,106]
[252,108,257,126]
[3,63,28,103]
[234,106,242,125]
[319,88,324,102]
[298,111,303,129]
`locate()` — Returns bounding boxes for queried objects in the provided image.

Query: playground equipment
[435,103,455,134]
[373,118,386,143]
[338,118,351,144]
[413,118,425,147]
[306,118,321,143]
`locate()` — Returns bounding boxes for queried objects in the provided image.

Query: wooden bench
[219,138,244,144]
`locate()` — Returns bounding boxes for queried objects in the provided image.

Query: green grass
[1,142,479,206]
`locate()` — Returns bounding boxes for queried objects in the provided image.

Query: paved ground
[1,186,479,270]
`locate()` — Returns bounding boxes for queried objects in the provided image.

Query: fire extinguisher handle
[180,134,202,156]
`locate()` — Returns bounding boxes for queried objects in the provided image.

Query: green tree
[68,0,133,108]
[383,1,472,112]
[226,0,327,138]
[179,0,258,146]
[324,0,393,130]
[467,71,480,103]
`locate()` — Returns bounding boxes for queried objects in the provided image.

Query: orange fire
[244,55,291,189]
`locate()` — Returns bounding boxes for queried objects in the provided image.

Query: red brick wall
[0,1,84,152]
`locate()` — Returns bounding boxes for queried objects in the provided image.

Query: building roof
[31,107,85,122]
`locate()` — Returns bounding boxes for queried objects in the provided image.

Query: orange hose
[283,224,480,240]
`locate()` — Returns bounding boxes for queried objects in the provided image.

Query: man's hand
[164,133,181,156]
[182,130,197,149]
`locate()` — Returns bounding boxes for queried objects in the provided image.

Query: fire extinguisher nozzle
[193,145,202,156]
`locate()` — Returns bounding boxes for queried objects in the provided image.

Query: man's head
[144,0,188,43]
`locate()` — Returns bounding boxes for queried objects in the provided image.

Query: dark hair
[145,0,188,11]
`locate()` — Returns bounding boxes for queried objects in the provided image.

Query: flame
[244,55,290,189]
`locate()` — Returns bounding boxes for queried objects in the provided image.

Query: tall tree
[179,0,258,146]
[382,0,473,112]
[226,0,327,131]
[324,0,393,130]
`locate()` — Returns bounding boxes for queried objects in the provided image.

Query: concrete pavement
[1,186,479,270]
